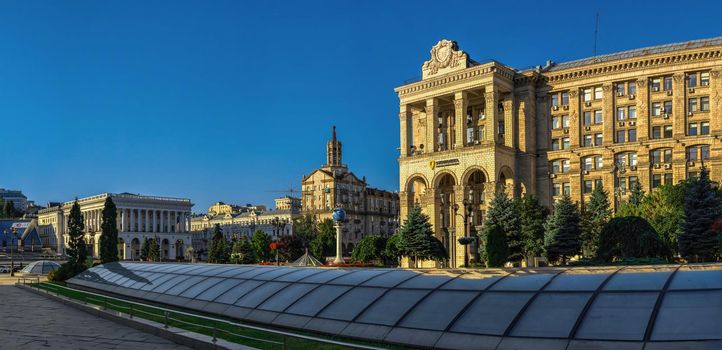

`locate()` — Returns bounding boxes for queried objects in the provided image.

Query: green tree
[0,198,5,218]
[140,238,150,261]
[543,195,581,265]
[251,230,272,261]
[384,233,403,265]
[483,192,521,263]
[278,235,305,262]
[597,216,669,262]
[484,225,508,268]
[148,238,160,262]
[3,200,18,218]
[311,219,335,259]
[519,195,548,262]
[351,235,387,263]
[397,206,447,267]
[628,181,645,206]
[99,196,119,263]
[679,166,721,262]
[207,224,229,263]
[230,236,256,264]
[66,200,88,269]
[580,186,611,258]
[293,214,318,248]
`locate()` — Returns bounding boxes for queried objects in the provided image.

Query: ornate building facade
[396,37,722,267]
[302,127,399,252]
[37,193,193,260]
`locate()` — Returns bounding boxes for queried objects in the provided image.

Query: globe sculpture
[332,207,346,222]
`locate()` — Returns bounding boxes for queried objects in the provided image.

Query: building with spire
[301,127,399,254]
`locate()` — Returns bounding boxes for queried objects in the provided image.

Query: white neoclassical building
[37,192,194,260]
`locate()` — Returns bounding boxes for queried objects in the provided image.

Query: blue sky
[1,0,719,212]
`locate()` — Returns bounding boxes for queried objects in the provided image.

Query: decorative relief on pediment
[569,90,578,99]
[422,40,470,79]
[636,79,646,88]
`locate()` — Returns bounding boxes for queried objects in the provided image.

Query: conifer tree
[99,196,119,263]
[148,238,160,262]
[397,206,446,267]
[483,192,521,263]
[3,201,17,218]
[544,195,582,265]
[628,182,645,206]
[207,224,228,263]
[679,166,721,262]
[519,195,548,262]
[581,186,611,258]
[230,236,256,264]
[251,230,272,261]
[66,200,88,269]
[484,225,508,268]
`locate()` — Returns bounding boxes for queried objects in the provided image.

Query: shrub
[596,216,670,262]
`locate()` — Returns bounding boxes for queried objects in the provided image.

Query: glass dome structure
[20,260,60,275]
[68,262,722,349]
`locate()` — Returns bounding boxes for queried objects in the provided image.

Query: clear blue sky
[1,0,719,212]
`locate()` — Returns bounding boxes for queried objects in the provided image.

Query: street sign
[11,222,29,229]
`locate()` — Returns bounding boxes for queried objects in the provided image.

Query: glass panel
[511,293,591,338]
[150,275,189,293]
[329,270,389,286]
[165,276,208,296]
[604,271,673,291]
[318,287,386,321]
[363,270,419,287]
[399,291,477,331]
[285,285,352,316]
[180,277,225,299]
[545,273,610,291]
[490,273,555,291]
[196,278,245,301]
[300,269,349,283]
[576,292,657,340]
[251,268,295,280]
[274,268,325,282]
[668,267,722,290]
[139,273,179,291]
[236,267,274,279]
[451,292,534,335]
[652,291,722,340]
[397,274,452,289]
[235,281,289,308]
[258,283,317,312]
[356,289,429,326]
[215,280,264,304]
[441,274,504,291]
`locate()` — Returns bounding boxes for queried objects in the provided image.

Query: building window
[628,106,637,119]
[584,157,593,171]
[701,122,710,135]
[628,128,637,142]
[584,111,592,126]
[583,88,592,102]
[701,145,710,160]
[616,130,625,143]
[552,116,560,129]
[562,115,569,128]
[562,137,570,150]
[594,110,603,124]
[665,174,673,186]
[628,82,637,95]
[617,107,626,121]
[584,180,593,193]
[689,123,698,136]
[700,96,710,111]
[551,139,560,151]
[663,76,673,90]
[551,159,569,174]
[616,152,638,167]
[594,133,603,146]
[664,125,673,138]
[595,155,603,169]
[689,98,698,112]
[701,72,710,86]
[563,183,571,196]
[498,121,505,136]
[688,72,697,88]
[553,183,562,196]
[594,86,603,100]
[652,174,662,189]
[551,94,559,107]
[688,172,699,180]
[584,134,593,147]
[651,149,673,164]
[652,126,661,139]
[687,147,699,161]
[616,83,625,96]
[663,101,672,114]
[562,92,569,105]
[652,102,662,116]
[651,78,661,91]
[479,126,485,140]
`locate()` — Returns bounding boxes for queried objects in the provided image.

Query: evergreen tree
[3,201,17,218]
[597,216,669,262]
[251,230,272,261]
[484,225,508,268]
[397,206,447,267]
[0,198,5,218]
[543,195,581,265]
[99,196,119,263]
[628,182,645,206]
[483,192,521,263]
[207,224,228,263]
[580,186,611,258]
[679,166,721,262]
[310,219,335,259]
[519,195,548,262]
[66,200,88,269]
[293,214,318,248]
[148,238,160,262]
[384,233,403,265]
[351,235,387,263]
[230,236,256,264]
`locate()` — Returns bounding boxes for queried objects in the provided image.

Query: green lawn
[28,282,399,350]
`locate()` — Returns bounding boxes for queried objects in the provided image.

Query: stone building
[396,37,722,267]
[0,188,29,212]
[302,127,399,252]
[37,192,193,260]
[190,197,300,239]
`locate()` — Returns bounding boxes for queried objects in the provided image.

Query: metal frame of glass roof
[68,262,722,350]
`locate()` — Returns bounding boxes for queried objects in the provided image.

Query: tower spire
[326,125,343,168]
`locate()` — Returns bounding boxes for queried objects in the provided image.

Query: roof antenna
[593,12,600,58]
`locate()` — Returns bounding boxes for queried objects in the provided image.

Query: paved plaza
[0,278,189,350]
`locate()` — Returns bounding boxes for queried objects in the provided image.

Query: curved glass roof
[68,262,722,349]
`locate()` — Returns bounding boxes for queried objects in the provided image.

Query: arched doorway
[406,176,428,209]
[131,238,140,260]
[435,172,456,266]
[176,240,185,260]
[465,170,487,264]
[161,239,170,260]
[117,238,125,260]
[498,167,514,194]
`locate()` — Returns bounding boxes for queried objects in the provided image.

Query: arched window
[615,152,638,168]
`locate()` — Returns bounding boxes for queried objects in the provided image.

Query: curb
[16,284,255,350]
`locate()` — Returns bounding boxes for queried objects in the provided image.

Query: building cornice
[395,62,516,98]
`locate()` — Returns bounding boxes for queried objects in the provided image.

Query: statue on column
[332,207,346,264]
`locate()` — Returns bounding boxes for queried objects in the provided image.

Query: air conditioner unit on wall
[552,106,559,111]
[629,94,636,99]
[585,101,592,107]
[689,88,696,93]
[563,129,569,134]
[664,163,672,169]
[652,87,660,92]
[629,121,636,126]
[667,90,673,96]
[563,105,569,110]
[618,121,625,127]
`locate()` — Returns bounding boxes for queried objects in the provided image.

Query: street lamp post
[439,194,450,268]
[5,228,18,276]
[454,190,475,268]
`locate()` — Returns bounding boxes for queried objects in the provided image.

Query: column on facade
[710,70,722,184]
[568,89,581,148]
[454,91,467,149]
[672,73,688,184]
[425,98,438,153]
[503,97,514,148]
[131,209,137,232]
[635,78,649,143]
[144,209,149,232]
[602,83,614,148]
[151,210,156,233]
[484,88,499,143]
[400,104,412,157]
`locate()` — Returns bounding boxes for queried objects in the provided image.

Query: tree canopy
[397,206,447,267]
[679,166,721,262]
[597,216,670,262]
[543,195,581,264]
[99,196,119,263]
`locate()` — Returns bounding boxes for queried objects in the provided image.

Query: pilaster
[673,73,686,139]
[602,84,614,147]
[454,91,468,149]
[400,104,412,157]
[568,90,581,148]
[425,99,438,153]
[484,89,499,143]
[636,78,649,142]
